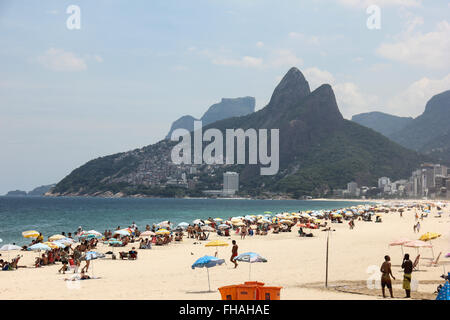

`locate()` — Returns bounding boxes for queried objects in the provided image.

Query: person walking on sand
[401,254,413,298]
[416,221,420,233]
[230,240,238,268]
[380,255,395,298]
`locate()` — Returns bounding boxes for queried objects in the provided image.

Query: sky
[0,0,449,194]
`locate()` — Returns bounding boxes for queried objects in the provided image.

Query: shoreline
[1,199,448,300]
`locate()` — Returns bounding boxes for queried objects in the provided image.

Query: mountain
[28,184,56,196]
[4,184,56,197]
[351,112,413,136]
[388,90,450,153]
[50,67,427,198]
[165,97,255,139]
[5,190,27,196]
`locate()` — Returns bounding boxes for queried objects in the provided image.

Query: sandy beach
[1,199,449,300]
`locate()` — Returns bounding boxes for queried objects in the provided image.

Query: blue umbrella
[436,273,450,300]
[177,222,189,229]
[191,255,225,292]
[28,243,51,251]
[233,252,267,280]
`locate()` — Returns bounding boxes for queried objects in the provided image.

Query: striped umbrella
[22,230,39,238]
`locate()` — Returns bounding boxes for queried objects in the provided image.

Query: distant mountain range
[352,90,450,164]
[49,67,428,198]
[5,184,55,197]
[351,112,413,137]
[165,97,255,139]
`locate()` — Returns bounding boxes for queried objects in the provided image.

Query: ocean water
[0,196,367,244]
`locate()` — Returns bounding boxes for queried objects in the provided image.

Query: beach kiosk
[218,281,282,300]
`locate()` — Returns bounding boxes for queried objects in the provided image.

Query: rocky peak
[269,67,311,107]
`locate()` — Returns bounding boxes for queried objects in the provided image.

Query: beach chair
[426,252,441,267]
[413,254,420,271]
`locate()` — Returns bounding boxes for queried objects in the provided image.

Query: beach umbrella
[51,241,67,249]
[218,224,231,229]
[0,244,21,251]
[0,244,22,259]
[48,234,66,241]
[389,238,412,256]
[205,240,229,258]
[233,252,267,280]
[193,219,204,226]
[204,220,212,225]
[113,229,131,236]
[104,239,123,246]
[140,231,156,237]
[213,218,223,222]
[264,211,272,214]
[419,232,441,241]
[42,242,59,249]
[155,229,170,235]
[436,275,450,300]
[205,240,229,247]
[201,226,215,232]
[22,230,39,238]
[177,222,189,229]
[28,243,51,251]
[191,255,225,292]
[279,219,293,225]
[258,218,271,224]
[157,221,172,229]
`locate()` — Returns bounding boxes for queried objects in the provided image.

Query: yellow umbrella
[419,232,441,241]
[42,242,59,249]
[48,234,65,241]
[22,230,39,238]
[233,221,245,227]
[205,240,229,247]
[155,229,170,235]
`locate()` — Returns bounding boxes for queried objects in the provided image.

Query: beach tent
[233,252,267,280]
[191,255,225,292]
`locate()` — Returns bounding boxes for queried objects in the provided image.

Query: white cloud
[288,32,320,45]
[304,67,336,89]
[386,73,450,116]
[336,0,421,8]
[268,49,303,68]
[302,66,379,118]
[37,48,87,72]
[256,41,264,48]
[212,56,263,68]
[377,20,450,69]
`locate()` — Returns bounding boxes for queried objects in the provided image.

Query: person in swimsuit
[231,240,238,268]
[380,255,395,298]
[402,254,413,298]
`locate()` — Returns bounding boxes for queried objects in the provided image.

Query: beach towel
[403,273,412,290]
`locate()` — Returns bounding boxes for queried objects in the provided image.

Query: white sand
[1,200,449,300]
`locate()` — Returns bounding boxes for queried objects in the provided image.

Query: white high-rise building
[223,172,239,195]
[378,177,391,189]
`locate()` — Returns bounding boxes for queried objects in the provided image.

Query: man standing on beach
[401,254,413,298]
[231,240,238,268]
[380,255,395,298]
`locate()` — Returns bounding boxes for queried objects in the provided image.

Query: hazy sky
[0,0,449,194]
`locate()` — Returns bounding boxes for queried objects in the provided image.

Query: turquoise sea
[0,196,368,244]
